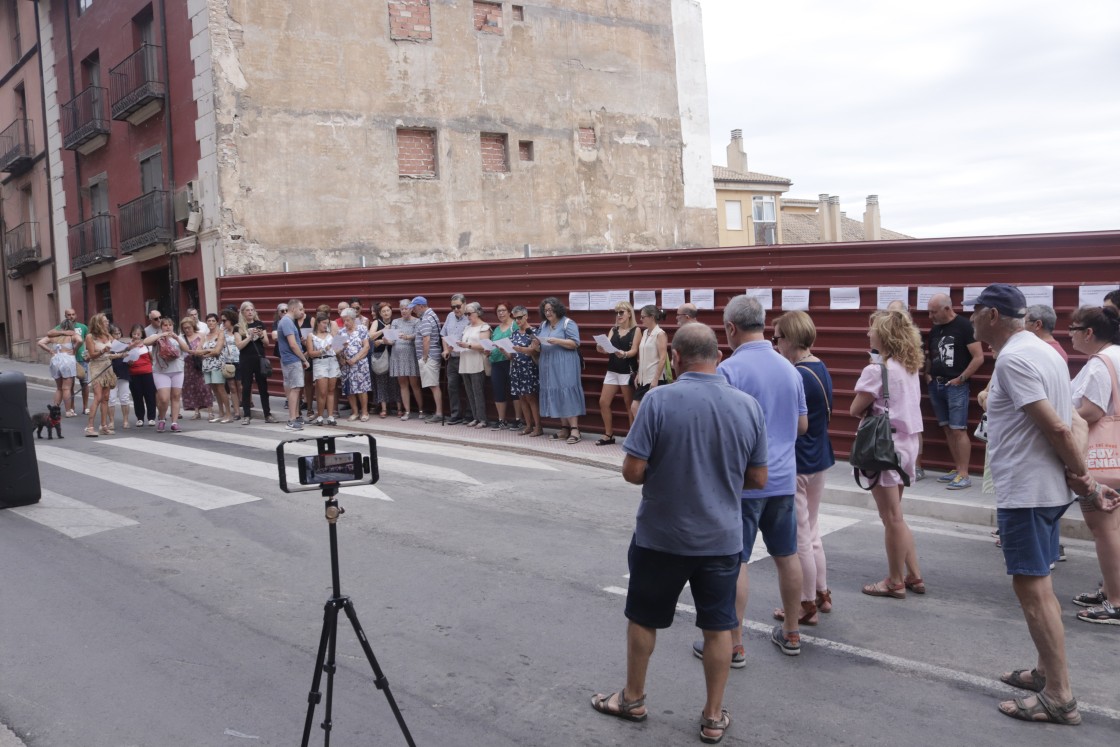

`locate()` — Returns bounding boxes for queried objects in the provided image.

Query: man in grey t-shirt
[590,324,767,744]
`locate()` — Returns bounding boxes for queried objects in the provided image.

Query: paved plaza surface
[1,366,1117,745]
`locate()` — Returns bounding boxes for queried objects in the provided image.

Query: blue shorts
[928,379,969,429]
[624,537,739,631]
[742,495,797,561]
[997,503,1070,576]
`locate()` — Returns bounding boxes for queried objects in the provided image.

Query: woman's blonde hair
[774,311,816,349]
[870,310,924,373]
[614,301,636,330]
[88,313,109,338]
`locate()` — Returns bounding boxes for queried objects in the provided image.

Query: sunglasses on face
[451,304,462,310]
[513,315,527,321]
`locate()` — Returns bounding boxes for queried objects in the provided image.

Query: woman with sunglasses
[595,302,641,445]
[510,306,543,436]
[629,305,668,420]
[235,302,277,424]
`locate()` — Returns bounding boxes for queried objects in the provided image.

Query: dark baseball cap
[966,284,1026,318]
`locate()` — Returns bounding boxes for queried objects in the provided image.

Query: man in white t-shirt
[970,283,1119,727]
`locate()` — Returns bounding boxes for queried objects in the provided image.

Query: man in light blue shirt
[276,300,310,430]
[695,294,808,661]
[440,293,471,424]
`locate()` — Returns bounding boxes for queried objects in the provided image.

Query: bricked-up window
[473,1,502,34]
[518,140,533,162]
[511,5,524,21]
[397,128,437,178]
[480,133,509,173]
[387,0,432,42]
[578,127,597,149]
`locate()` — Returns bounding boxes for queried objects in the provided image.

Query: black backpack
[849,363,910,490]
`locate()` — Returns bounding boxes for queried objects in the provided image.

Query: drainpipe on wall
[62,0,85,318]
[157,0,179,320]
[0,207,11,357]
[33,0,59,335]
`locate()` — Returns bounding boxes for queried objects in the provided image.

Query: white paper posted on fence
[632,291,657,308]
[745,288,773,310]
[917,286,950,309]
[662,289,686,308]
[781,289,809,311]
[1078,284,1120,308]
[568,292,591,312]
[691,289,715,309]
[829,287,860,310]
[876,286,909,310]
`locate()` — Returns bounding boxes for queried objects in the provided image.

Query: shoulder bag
[849,363,910,490]
[797,362,831,422]
[1086,353,1120,489]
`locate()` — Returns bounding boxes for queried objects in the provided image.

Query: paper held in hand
[593,334,619,354]
[442,335,466,349]
[494,337,516,354]
[382,328,400,342]
[109,339,130,353]
[479,338,495,351]
[329,334,347,352]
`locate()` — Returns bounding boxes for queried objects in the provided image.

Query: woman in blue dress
[339,309,372,421]
[532,296,585,443]
[509,305,542,436]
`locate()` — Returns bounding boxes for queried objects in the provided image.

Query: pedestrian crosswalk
[6,424,563,540]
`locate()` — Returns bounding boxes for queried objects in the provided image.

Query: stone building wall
[206,0,715,274]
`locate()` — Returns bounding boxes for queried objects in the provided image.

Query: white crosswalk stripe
[182,429,481,485]
[96,437,393,502]
[8,489,139,538]
[36,445,261,511]
[332,432,559,471]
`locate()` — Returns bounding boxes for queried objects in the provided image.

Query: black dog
[32,404,63,439]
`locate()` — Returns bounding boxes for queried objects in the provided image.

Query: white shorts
[419,356,440,388]
[313,357,340,381]
[603,371,632,386]
[108,380,132,407]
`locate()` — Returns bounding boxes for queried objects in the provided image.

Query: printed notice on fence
[876,286,909,310]
[1078,284,1120,308]
[781,289,810,311]
[917,286,951,309]
[745,288,773,310]
[829,287,860,310]
[568,292,590,312]
[690,289,715,309]
[962,286,987,312]
[588,291,611,310]
[632,290,657,308]
[1017,285,1054,308]
[661,289,686,308]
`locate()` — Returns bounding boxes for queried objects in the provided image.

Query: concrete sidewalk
[1,355,1088,539]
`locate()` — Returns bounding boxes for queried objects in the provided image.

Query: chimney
[828,195,842,242]
[818,193,831,242]
[863,195,882,241]
[726,129,747,174]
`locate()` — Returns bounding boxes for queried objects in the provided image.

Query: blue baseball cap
[966,284,1026,318]
[407,296,428,308]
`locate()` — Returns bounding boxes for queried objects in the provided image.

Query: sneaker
[770,625,801,656]
[946,475,972,490]
[465,420,478,427]
[491,420,504,430]
[136,419,144,427]
[424,413,444,424]
[313,416,324,426]
[170,422,181,433]
[264,415,279,424]
[240,417,251,425]
[1073,588,1106,608]
[1077,600,1120,625]
[156,420,166,433]
[147,419,156,427]
[691,640,747,669]
[286,420,304,431]
[326,417,337,426]
[446,417,464,426]
[915,467,926,481]
[937,470,959,483]
[1058,544,1067,562]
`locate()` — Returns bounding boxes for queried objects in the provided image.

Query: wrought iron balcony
[69,214,117,270]
[0,119,34,174]
[119,190,172,254]
[3,222,41,277]
[62,86,110,152]
[109,44,165,122]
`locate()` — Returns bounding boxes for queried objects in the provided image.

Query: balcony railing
[109,44,165,121]
[3,222,41,277]
[69,214,117,270]
[62,86,110,151]
[119,190,172,254]
[0,119,34,174]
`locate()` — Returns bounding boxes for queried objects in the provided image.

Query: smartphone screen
[298,452,363,485]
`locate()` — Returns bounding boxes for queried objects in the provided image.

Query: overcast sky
[700,1,1120,238]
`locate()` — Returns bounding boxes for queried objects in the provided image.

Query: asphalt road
[1,385,1118,746]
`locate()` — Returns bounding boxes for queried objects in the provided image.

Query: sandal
[699,708,731,744]
[862,578,906,599]
[360,414,370,422]
[904,576,927,594]
[590,688,647,722]
[400,412,410,421]
[816,589,833,614]
[566,429,581,444]
[100,426,115,435]
[998,691,1081,725]
[528,429,544,437]
[1072,588,1106,608]
[595,435,616,446]
[518,425,533,436]
[550,428,571,441]
[1000,668,1045,693]
[65,410,77,417]
[84,427,98,437]
[773,600,818,626]
[348,414,360,421]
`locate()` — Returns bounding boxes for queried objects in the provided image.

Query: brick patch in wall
[388,0,433,41]
[578,127,597,149]
[518,140,533,162]
[397,128,437,178]
[481,132,509,173]
[473,0,503,34]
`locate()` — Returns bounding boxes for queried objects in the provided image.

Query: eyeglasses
[773,334,785,341]
[1069,326,1088,332]
[451,304,462,310]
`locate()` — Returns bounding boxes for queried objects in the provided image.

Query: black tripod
[301,485,416,746]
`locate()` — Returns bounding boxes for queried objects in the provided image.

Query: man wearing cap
[925,293,984,490]
[970,283,1120,726]
[441,293,472,424]
[409,296,445,423]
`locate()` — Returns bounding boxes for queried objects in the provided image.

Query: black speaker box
[0,371,41,508]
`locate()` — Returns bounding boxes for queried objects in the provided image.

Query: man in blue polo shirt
[276,299,310,430]
[591,323,767,744]
[693,294,807,662]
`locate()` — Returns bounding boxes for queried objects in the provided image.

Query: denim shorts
[928,379,969,429]
[624,537,739,631]
[997,503,1070,576]
[204,368,226,385]
[742,495,797,561]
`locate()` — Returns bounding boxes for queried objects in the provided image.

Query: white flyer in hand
[124,346,143,363]
[110,339,129,353]
[442,335,465,349]
[593,334,619,354]
[479,338,495,351]
[330,334,347,352]
[494,337,516,354]
[382,328,400,342]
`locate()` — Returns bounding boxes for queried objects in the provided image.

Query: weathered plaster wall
[208,0,716,273]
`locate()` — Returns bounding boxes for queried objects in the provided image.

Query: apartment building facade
[0,0,54,360]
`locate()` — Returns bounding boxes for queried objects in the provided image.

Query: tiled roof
[780,212,913,244]
[713,165,792,185]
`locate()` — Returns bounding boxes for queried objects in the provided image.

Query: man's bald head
[672,323,720,373]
